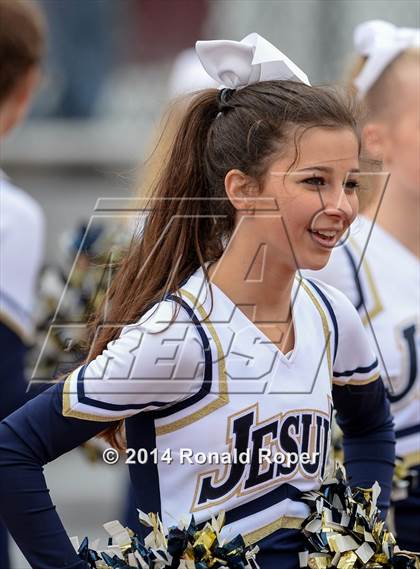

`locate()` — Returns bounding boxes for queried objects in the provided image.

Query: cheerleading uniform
[306,215,419,550]
[0,171,45,419]
[0,171,45,569]
[0,266,395,568]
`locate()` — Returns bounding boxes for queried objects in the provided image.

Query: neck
[207,241,295,323]
[364,176,420,258]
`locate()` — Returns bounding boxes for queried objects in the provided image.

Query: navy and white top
[0,171,44,341]
[307,215,419,465]
[0,266,395,569]
[0,172,45,423]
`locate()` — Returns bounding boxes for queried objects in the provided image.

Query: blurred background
[1,1,419,567]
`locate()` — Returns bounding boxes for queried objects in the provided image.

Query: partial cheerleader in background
[0,33,396,568]
[307,20,420,552]
[0,1,46,567]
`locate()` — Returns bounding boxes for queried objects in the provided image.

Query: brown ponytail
[0,0,45,105]
[88,81,360,449]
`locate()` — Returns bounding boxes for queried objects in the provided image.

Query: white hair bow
[353,20,420,97]
[195,32,310,90]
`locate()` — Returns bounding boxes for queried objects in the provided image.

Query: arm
[333,379,395,516]
[319,281,395,517]
[0,299,204,568]
[0,383,108,569]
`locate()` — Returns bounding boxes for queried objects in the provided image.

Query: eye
[302,176,326,188]
[344,178,360,193]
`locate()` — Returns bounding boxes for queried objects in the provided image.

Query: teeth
[315,230,336,238]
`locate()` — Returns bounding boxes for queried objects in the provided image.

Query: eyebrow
[296,166,360,173]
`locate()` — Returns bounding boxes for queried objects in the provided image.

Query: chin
[301,254,331,272]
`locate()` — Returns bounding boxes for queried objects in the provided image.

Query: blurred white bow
[195,32,310,90]
[353,20,420,97]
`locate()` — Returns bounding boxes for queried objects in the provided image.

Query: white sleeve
[62,300,205,421]
[310,279,380,386]
[0,180,45,338]
[303,245,361,310]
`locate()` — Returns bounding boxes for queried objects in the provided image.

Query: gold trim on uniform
[300,279,332,377]
[243,515,304,545]
[349,237,384,324]
[62,371,127,422]
[61,287,229,427]
[333,371,380,386]
[155,288,229,436]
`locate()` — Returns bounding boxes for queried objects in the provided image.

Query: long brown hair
[89,80,359,449]
[0,0,45,104]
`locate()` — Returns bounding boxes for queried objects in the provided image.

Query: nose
[323,184,357,224]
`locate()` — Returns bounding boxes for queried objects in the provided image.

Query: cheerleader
[0,1,46,567]
[0,0,45,424]
[307,21,419,551]
[0,34,395,569]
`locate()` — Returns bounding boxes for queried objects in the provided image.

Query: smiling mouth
[308,228,341,249]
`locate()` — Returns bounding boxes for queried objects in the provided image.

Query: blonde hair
[348,47,420,119]
[346,47,419,211]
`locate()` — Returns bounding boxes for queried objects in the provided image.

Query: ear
[224,169,259,213]
[362,122,385,161]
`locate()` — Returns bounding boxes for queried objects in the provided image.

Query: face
[233,127,360,272]
[381,62,420,195]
